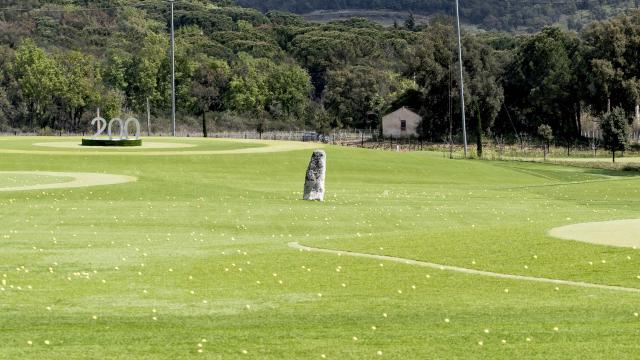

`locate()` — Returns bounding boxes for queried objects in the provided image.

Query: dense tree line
[0,0,639,153]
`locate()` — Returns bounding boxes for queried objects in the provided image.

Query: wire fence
[208,130,379,144]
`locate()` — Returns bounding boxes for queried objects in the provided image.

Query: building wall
[382,108,421,138]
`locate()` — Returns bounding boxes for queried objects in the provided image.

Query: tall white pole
[455,0,468,158]
[146,97,151,136]
[170,0,176,137]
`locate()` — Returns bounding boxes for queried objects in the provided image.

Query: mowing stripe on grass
[0,171,136,192]
[550,219,640,249]
[0,139,321,156]
[289,242,640,294]
[33,141,196,149]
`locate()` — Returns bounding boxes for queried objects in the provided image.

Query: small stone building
[382,107,422,138]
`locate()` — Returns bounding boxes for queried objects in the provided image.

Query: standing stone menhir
[303,150,326,201]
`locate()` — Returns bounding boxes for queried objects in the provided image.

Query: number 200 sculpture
[82,116,143,147]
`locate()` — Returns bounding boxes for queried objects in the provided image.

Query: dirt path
[0,171,136,192]
[289,242,640,294]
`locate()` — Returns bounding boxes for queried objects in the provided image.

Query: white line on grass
[289,242,640,294]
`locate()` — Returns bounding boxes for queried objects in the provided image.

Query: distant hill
[302,9,431,27]
[235,0,640,31]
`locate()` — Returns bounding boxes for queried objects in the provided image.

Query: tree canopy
[0,0,639,144]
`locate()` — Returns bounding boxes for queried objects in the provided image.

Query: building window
[400,120,407,131]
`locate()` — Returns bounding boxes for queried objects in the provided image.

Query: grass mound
[81,138,143,147]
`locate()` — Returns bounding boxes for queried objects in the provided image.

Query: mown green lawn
[0,137,639,359]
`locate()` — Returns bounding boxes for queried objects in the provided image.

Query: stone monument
[303,150,326,201]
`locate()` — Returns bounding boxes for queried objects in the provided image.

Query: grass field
[1,136,639,359]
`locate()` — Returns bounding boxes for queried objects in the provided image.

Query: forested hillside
[0,0,420,134]
[237,0,640,32]
[1,0,640,152]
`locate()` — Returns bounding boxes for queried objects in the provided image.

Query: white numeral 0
[108,118,124,140]
[124,118,141,140]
